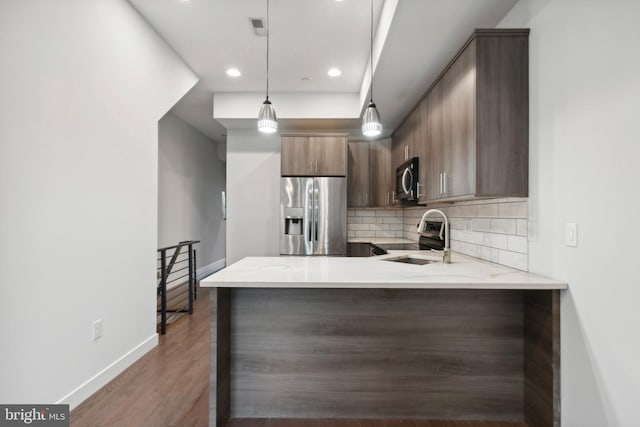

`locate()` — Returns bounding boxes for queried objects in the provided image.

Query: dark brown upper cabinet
[347,141,370,207]
[369,138,395,207]
[281,134,348,177]
[394,29,529,204]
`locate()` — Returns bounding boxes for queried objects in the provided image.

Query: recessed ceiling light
[328,68,342,77]
[226,68,241,77]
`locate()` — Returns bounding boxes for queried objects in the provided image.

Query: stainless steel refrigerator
[280,177,347,255]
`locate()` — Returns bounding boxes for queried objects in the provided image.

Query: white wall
[0,0,197,407]
[226,130,281,264]
[158,112,226,272]
[498,1,640,425]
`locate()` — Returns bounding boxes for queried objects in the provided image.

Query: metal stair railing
[157,240,200,335]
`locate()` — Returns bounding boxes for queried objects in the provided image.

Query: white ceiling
[131,0,519,142]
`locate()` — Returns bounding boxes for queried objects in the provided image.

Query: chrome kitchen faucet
[417,209,451,264]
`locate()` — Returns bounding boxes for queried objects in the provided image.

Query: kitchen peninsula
[201,254,566,427]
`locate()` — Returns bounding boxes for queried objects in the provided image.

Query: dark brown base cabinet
[210,288,560,427]
[391,29,530,204]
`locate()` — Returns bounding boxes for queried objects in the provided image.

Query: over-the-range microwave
[395,157,419,202]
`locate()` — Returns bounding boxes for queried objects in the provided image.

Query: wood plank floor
[70,287,211,427]
[70,287,527,427]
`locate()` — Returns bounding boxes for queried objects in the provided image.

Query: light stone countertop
[201,252,567,290]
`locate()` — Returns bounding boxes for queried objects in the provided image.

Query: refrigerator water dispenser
[284,208,304,235]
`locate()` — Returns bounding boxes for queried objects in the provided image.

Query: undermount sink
[383,256,438,265]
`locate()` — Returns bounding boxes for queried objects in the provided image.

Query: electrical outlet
[92,319,103,341]
[565,222,578,247]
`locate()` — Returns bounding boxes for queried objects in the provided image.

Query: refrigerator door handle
[308,187,314,242]
[314,187,319,241]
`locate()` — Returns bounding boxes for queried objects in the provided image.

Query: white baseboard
[57,333,158,410]
[196,258,226,280]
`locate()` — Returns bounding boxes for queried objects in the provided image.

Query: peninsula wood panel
[523,290,561,427]
[227,419,527,427]
[209,288,231,427]
[229,288,524,420]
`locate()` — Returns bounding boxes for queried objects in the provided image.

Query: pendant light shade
[258,99,278,133]
[362,101,382,136]
[362,0,382,137]
[258,0,277,133]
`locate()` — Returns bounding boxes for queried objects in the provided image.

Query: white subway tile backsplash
[490,218,517,235]
[375,210,397,217]
[354,230,376,238]
[375,231,397,238]
[498,202,527,218]
[507,235,528,254]
[450,218,469,230]
[349,200,528,270]
[476,203,499,217]
[483,232,508,250]
[465,231,485,245]
[371,223,390,231]
[470,218,491,232]
[479,246,500,263]
[382,216,404,224]
[348,223,371,231]
[456,242,481,258]
[516,219,528,237]
[498,250,528,271]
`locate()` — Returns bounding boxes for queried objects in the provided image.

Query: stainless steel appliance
[396,157,420,202]
[280,177,347,255]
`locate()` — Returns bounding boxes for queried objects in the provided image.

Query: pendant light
[258,0,277,133]
[362,0,382,137]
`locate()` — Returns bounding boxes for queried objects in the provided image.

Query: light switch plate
[565,222,578,247]
[92,319,103,341]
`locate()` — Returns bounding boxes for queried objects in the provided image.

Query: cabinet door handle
[386,191,389,205]
[315,160,318,174]
[443,172,447,195]
[439,173,443,194]
[417,182,422,199]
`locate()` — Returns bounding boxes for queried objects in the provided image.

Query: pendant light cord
[369,0,373,103]
[266,0,270,100]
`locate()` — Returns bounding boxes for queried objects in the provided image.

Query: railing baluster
[193,248,198,300]
[188,243,194,315]
[160,248,167,335]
